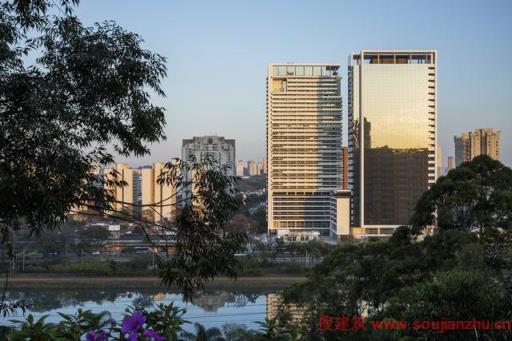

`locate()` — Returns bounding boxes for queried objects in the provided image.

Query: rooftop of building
[268,63,340,77]
[350,50,437,65]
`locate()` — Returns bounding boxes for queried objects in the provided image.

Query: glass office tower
[348,51,437,237]
[267,64,342,235]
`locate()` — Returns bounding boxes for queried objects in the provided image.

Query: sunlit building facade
[267,64,342,235]
[104,163,136,216]
[247,160,258,176]
[236,160,245,177]
[348,50,437,237]
[140,163,176,223]
[104,163,176,222]
[454,128,500,166]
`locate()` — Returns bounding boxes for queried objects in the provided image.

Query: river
[1,276,301,333]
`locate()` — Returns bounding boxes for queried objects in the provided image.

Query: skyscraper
[104,163,136,216]
[267,63,342,235]
[140,163,176,223]
[104,163,176,222]
[236,160,245,177]
[349,50,437,237]
[247,160,258,176]
[454,128,500,166]
[182,136,236,176]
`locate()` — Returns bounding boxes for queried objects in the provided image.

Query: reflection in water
[2,288,274,332]
[192,291,235,312]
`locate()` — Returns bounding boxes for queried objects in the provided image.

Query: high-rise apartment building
[257,161,264,175]
[454,128,500,166]
[236,160,245,177]
[104,163,176,222]
[267,63,342,235]
[140,163,176,222]
[348,50,437,237]
[104,163,136,216]
[454,132,471,166]
[68,164,101,219]
[182,136,236,176]
[247,160,258,176]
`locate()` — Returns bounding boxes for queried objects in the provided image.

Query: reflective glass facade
[349,51,437,231]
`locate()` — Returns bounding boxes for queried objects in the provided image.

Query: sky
[75,0,512,167]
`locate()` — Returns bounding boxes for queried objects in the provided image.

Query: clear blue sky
[76,0,512,167]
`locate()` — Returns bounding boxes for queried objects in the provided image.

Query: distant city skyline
[75,0,512,166]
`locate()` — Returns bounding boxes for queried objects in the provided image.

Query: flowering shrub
[7,304,186,341]
[117,310,164,341]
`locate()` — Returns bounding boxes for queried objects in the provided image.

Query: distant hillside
[236,174,267,192]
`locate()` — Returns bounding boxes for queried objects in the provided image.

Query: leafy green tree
[0,0,247,315]
[411,155,512,233]
[282,157,512,340]
[158,158,247,300]
[0,0,167,243]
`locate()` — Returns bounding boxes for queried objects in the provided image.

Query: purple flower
[121,310,146,334]
[144,329,165,341]
[128,331,139,341]
[86,330,108,341]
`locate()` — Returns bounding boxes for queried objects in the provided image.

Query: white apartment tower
[267,64,342,235]
[348,50,437,237]
[182,136,236,176]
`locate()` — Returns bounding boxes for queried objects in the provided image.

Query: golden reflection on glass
[352,64,432,226]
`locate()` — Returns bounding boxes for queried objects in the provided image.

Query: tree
[78,225,110,253]
[0,0,246,314]
[158,158,247,300]
[411,155,512,232]
[0,0,167,243]
[411,155,512,272]
[0,0,166,315]
[281,157,512,340]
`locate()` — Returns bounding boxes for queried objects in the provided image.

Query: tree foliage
[0,0,247,314]
[0,0,167,240]
[411,155,512,232]
[158,158,247,300]
[282,157,512,340]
